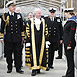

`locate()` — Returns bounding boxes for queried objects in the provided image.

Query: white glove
[26,43,30,47]
[46,41,51,48]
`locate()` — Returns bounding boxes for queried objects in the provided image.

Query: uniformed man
[25,8,49,76]
[0,1,25,74]
[45,8,63,69]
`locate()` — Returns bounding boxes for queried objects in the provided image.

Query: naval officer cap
[6,1,16,8]
[49,8,57,13]
[64,8,74,12]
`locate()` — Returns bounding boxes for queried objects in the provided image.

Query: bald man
[25,8,49,76]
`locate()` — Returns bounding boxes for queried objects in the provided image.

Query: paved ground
[0,51,77,77]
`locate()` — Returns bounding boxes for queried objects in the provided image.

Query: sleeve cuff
[21,32,25,37]
[0,33,4,39]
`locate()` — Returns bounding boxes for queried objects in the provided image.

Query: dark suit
[63,20,76,77]
[0,12,24,71]
[45,16,63,67]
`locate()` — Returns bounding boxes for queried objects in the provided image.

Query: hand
[60,40,63,44]
[26,43,30,47]
[23,39,26,43]
[67,46,71,50]
[0,39,4,43]
[46,41,51,48]
[22,37,24,42]
[46,41,51,45]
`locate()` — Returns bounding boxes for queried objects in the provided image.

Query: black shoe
[50,66,54,69]
[31,70,36,76]
[7,70,12,73]
[62,75,66,77]
[37,69,40,74]
[56,56,62,59]
[16,69,24,74]
[46,67,50,71]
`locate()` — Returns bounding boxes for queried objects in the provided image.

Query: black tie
[11,13,13,16]
[51,18,53,21]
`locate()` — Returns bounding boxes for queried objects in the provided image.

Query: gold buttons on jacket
[11,25,13,27]
[54,34,55,36]
[16,31,17,33]
[49,27,51,29]
[15,21,17,23]
[11,28,13,30]
[54,28,56,29]
[11,32,13,34]
[49,31,51,32]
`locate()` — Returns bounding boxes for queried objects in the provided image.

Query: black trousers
[49,42,58,67]
[5,41,22,70]
[64,46,75,77]
[58,43,63,58]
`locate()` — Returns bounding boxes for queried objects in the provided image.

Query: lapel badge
[57,19,60,22]
[17,14,21,19]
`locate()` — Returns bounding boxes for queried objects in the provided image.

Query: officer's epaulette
[44,16,49,19]
[48,16,50,18]
[56,17,61,19]
[16,12,21,15]
[54,16,56,18]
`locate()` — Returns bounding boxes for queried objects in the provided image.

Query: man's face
[8,5,15,13]
[49,12,55,17]
[35,10,41,19]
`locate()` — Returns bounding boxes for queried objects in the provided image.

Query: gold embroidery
[31,18,37,67]
[46,48,48,51]
[39,18,45,65]
[46,64,48,67]
[26,48,30,50]
[2,14,9,27]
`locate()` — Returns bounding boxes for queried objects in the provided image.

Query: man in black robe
[25,8,49,76]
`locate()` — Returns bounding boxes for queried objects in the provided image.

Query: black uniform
[0,12,24,71]
[45,16,63,68]
[63,19,76,77]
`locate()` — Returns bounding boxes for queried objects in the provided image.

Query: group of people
[0,1,77,77]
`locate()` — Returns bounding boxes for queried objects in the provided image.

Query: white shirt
[9,11,14,16]
[35,17,41,31]
[50,17,54,21]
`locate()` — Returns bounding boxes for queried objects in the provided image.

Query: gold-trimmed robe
[25,18,49,71]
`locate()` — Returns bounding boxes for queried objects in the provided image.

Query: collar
[50,17,54,21]
[35,17,40,21]
[9,11,14,16]
[35,17,41,24]
[67,16,77,23]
